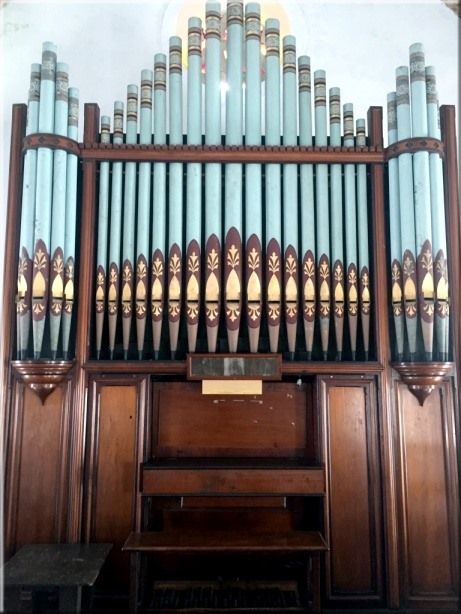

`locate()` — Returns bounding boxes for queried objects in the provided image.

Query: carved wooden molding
[11,360,75,404]
[23,133,81,156]
[22,132,448,166]
[392,362,453,406]
[385,137,445,161]
[81,143,386,164]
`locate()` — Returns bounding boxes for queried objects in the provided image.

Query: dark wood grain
[123,530,328,553]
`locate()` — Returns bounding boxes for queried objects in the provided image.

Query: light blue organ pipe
[108,100,124,359]
[168,36,183,358]
[298,56,315,358]
[329,87,344,359]
[264,18,282,354]
[314,69,330,360]
[95,115,111,359]
[224,1,244,353]
[409,43,434,359]
[204,2,222,353]
[426,65,449,360]
[282,35,298,359]
[61,86,79,360]
[186,17,202,353]
[33,42,57,359]
[122,84,138,359]
[18,64,40,359]
[386,93,404,360]
[343,102,358,359]
[244,3,262,353]
[136,69,153,359]
[396,65,417,359]
[49,62,69,359]
[356,118,370,359]
[152,54,167,359]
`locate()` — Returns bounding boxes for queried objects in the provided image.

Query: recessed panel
[153,382,311,457]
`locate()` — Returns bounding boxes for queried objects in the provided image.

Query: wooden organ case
[2,4,460,612]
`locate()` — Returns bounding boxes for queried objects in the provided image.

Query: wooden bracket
[392,362,453,406]
[11,360,74,404]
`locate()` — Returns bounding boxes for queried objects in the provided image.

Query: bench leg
[58,586,82,613]
[129,552,141,613]
[311,553,321,613]
[5,587,23,612]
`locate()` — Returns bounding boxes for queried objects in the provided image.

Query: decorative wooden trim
[23,133,80,156]
[81,143,385,164]
[440,106,460,375]
[2,105,27,409]
[83,359,385,376]
[392,362,453,406]
[367,106,400,608]
[67,103,101,542]
[385,137,444,161]
[11,360,74,404]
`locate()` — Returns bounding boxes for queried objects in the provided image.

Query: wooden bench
[3,543,112,613]
[123,530,328,613]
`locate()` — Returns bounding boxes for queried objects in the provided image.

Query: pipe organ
[2,2,460,612]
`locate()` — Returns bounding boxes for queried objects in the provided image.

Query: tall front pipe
[426,66,449,360]
[396,66,418,359]
[386,93,404,360]
[62,86,79,359]
[264,18,282,354]
[151,54,167,359]
[282,35,299,359]
[329,87,344,360]
[186,18,203,353]
[122,85,138,359]
[356,118,370,359]
[17,64,40,359]
[298,56,316,358]
[95,115,111,359]
[314,70,330,360]
[168,37,184,359]
[224,1,244,353]
[108,101,124,359]
[49,62,69,359]
[343,103,358,359]
[32,42,56,359]
[204,2,222,353]
[136,70,153,359]
[410,43,434,359]
[245,3,262,353]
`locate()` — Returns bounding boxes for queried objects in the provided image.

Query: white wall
[0,0,458,356]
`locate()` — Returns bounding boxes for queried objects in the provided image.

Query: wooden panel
[93,385,137,540]
[153,382,311,457]
[162,509,294,533]
[323,378,383,603]
[396,381,459,610]
[85,377,148,587]
[7,381,71,552]
[182,497,285,508]
[142,467,325,495]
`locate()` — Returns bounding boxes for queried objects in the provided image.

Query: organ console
[2,2,460,612]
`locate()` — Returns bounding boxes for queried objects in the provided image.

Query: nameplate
[202,380,262,395]
[187,354,282,381]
